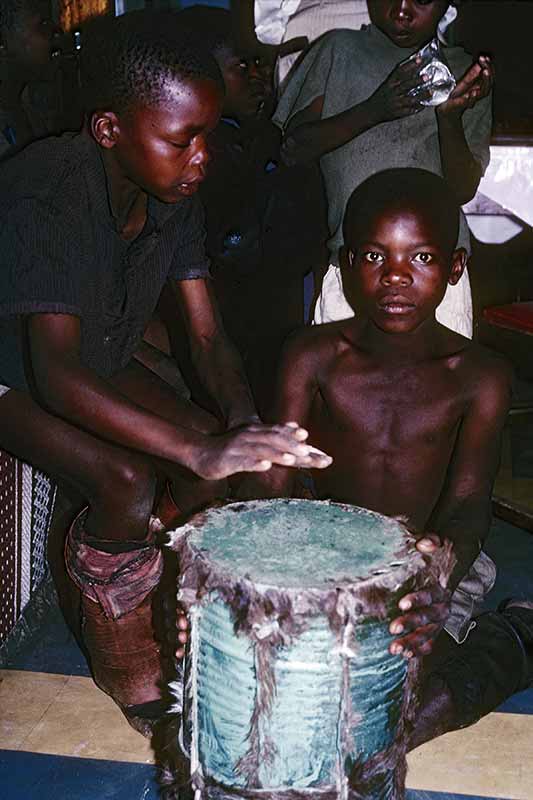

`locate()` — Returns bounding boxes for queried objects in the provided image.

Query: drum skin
[168,499,454,800]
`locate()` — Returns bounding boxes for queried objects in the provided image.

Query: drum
[168,499,452,800]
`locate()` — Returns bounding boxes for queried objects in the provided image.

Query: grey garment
[273,25,492,264]
[445,550,497,644]
[0,385,10,398]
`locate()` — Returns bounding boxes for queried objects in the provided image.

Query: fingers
[199,423,332,479]
[230,424,332,470]
[397,589,436,612]
[390,601,449,636]
[415,534,442,554]
[176,607,188,659]
[397,584,449,615]
[389,623,442,658]
[447,56,494,108]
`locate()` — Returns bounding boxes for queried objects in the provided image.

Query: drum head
[182,499,410,591]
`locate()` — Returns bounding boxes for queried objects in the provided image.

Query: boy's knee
[431,610,530,729]
[100,455,157,512]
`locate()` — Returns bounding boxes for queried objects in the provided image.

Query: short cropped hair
[80,9,224,115]
[344,168,461,252]
[177,5,233,57]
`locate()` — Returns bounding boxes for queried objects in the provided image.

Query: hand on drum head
[388,535,451,659]
[193,422,333,480]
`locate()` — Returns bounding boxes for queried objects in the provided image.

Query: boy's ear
[448,247,468,286]
[91,111,121,149]
[339,245,354,270]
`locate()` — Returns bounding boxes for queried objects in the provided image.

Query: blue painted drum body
[170,500,444,800]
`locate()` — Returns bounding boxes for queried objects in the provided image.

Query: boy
[0,0,60,157]
[245,168,533,746]
[0,10,331,733]
[273,0,494,337]
[162,6,327,417]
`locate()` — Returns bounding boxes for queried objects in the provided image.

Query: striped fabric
[0,451,56,648]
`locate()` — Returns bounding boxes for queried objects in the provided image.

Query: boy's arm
[239,331,323,498]
[428,355,512,593]
[281,58,426,167]
[436,55,494,204]
[388,355,512,659]
[169,277,259,429]
[28,313,329,479]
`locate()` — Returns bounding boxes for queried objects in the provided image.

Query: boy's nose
[391,1,413,22]
[381,263,413,286]
[190,136,210,169]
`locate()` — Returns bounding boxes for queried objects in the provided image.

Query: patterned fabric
[0,451,56,647]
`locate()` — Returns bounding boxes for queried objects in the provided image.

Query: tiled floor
[1,516,533,800]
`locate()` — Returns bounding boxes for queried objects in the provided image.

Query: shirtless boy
[247,167,533,745]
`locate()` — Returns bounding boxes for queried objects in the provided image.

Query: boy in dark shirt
[245,168,533,746]
[168,6,328,417]
[0,11,331,733]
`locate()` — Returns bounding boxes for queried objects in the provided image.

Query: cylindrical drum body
[169,499,450,800]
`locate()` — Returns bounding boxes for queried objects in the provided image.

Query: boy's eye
[363,251,384,263]
[413,252,434,264]
[169,140,191,150]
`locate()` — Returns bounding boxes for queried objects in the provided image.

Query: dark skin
[244,198,512,659]
[0,76,331,544]
[0,0,58,146]
[215,40,273,125]
[172,29,324,418]
[281,0,494,204]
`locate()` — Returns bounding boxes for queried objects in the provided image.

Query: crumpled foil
[404,38,456,107]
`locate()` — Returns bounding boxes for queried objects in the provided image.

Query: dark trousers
[421,605,533,733]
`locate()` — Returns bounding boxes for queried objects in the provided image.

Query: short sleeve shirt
[0,132,210,391]
[273,25,492,263]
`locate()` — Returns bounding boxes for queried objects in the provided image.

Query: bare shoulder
[459,340,514,407]
[284,321,348,359]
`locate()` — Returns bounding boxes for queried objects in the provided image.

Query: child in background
[274,0,494,336]
[0,10,331,734]
[166,5,328,417]
[0,0,60,158]
[244,167,533,748]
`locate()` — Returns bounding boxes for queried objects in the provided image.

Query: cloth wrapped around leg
[65,509,164,713]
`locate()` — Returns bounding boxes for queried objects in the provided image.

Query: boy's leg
[109,358,228,520]
[0,390,163,725]
[411,602,533,750]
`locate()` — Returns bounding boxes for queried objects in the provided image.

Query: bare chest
[314,363,465,451]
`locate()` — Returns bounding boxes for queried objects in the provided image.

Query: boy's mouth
[387,27,419,46]
[378,296,416,314]
[176,178,203,196]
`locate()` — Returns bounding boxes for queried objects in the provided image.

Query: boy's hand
[176,604,188,660]
[389,535,451,659]
[192,421,332,480]
[437,55,494,117]
[367,57,430,124]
